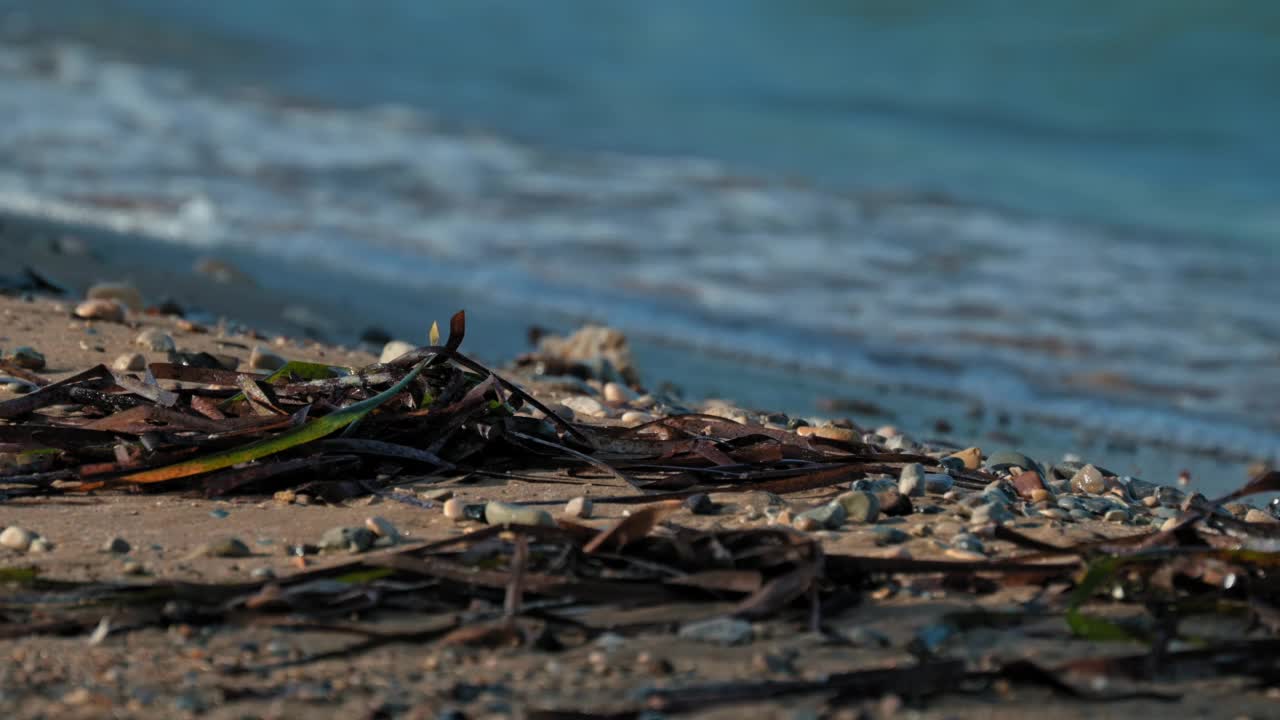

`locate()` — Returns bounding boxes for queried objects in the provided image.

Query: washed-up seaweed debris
[3,311,1280,715]
[0,310,984,502]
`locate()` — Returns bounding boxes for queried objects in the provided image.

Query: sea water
[0,2,1278,487]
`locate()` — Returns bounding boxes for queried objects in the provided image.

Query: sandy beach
[3,234,1280,719]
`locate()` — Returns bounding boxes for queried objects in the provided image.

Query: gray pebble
[1103,509,1129,523]
[970,503,1015,525]
[984,450,1040,475]
[5,346,45,370]
[951,532,985,554]
[683,493,716,515]
[134,328,175,353]
[873,527,909,545]
[203,537,251,558]
[898,463,925,497]
[924,473,955,493]
[484,501,555,527]
[796,502,847,530]
[319,526,376,553]
[841,626,891,648]
[835,491,880,524]
[101,537,131,554]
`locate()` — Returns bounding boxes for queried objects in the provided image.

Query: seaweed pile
[2,311,1280,715]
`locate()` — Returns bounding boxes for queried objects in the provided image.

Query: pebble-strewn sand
[2,289,1278,719]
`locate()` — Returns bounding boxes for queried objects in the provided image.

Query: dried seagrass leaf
[113,358,431,485]
[583,500,683,554]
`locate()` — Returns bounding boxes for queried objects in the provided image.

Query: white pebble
[565,496,594,518]
[380,339,416,363]
[1,526,35,551]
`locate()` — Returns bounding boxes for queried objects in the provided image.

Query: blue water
[1,1,1279,470]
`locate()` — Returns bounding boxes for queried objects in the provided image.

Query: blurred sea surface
[1,1,1278,477]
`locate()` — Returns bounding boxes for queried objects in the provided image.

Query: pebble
[620,410,654,425]
[1161,517,1181,532]
[379,339,417,363]
[898,463,925,497]
[677,617,753,645]
[792,516,820,532]
[1,526,35,551]
[951,533,985,554]
[208,509,229,519]
[602,382,634,404]
[111,352,147,372]
[873,527,909,545]
[5,346,45,370]
[202,537,251,558]
[364,516,400,541]
[683,493,716,515]
[1245,508,1278,524]
[1070,464,1107,494]
[883,434,914,451]
[876,489,914,516]
[1155,486,1185,507]
[1029,488,1052,503]
[273,489,297,504]
[250,567,276,579]
[101,537,131,554]
[133,328,175,353]
[564,496,594,519]
[984,450,1040,475]
[924,473,955,493]
[74,298,126,322]
[1104,509,1129,523]
[970,503,1015,526]
[841,626,891,648]
[945,548,987,561]
[1011,469,1046,498]
[810,425,859,443]
[417,488,454,502]
[796,502,847,530]
[561,395,609,418]
[875,425,900,438]
[443,498,469,521]
[319,526,376,553]
[28,537,53,553]
[484,501,555,526]
[248,345,286,371]
[947,447,982,470]
[835,491,881,524]
[87,282,144,311]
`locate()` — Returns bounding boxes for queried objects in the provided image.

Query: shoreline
[0,210,1271,498]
